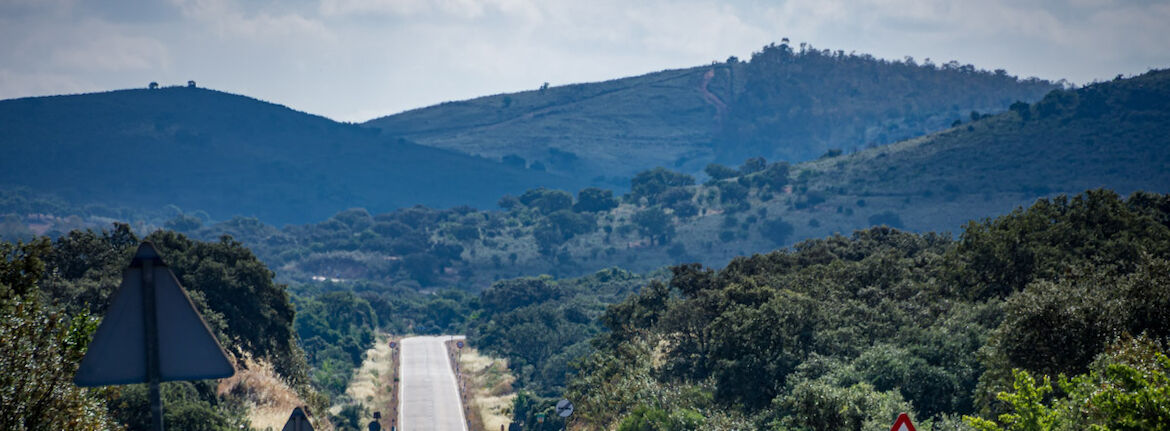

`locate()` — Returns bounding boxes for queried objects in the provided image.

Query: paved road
[399,336,467,431]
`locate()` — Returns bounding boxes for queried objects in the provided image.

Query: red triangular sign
[890,413,916,431]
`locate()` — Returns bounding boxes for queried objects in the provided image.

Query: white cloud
[171,0,333,41]
[318,0,540,19]
[0,69,92,99]
[52,32,170,71]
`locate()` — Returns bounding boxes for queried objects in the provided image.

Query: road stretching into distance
[399,336,468,431]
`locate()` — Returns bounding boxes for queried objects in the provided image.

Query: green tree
[965,370,1059,431]
[520,188,573,214]
[574,187,618,213]
[629,168,695,204]
[1,239,118,430]
[631,208,674,245]
[704,163,739,180]
[739,157,767,174]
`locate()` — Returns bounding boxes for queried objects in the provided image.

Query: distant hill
[363,43,1057,185]
[0,86,570,225]
[175,70,1168,290]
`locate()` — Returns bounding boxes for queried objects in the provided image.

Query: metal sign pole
[142,259,164,431]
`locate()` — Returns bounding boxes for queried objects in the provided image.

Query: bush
[739,157,767,174]
[449,224,480,242]
[520,188,573,214]
[630,168,695,203]
[705,163,739,180]
[574,187,618,213]
[671,202,699,218]
[632,208,674,244]
[718,182,749,204]
[1,298,119,430]
[617,406,704,431]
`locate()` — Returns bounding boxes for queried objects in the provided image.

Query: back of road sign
[283,407,315,431]
[74,242,235,386]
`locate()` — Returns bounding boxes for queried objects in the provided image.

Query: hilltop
[364,43,1057,184]
[0,86,570,225]
[166,70,1169,291]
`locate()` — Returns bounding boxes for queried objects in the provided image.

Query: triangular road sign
[282,407,315,431]
[890,413,917,431]
[74,242,235,386]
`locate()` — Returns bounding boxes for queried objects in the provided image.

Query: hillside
[365,66,721,187]
[167,70,1170,291]
[0,86,570,225]
[364,43,1057,184]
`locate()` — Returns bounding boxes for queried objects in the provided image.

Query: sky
[1,0,1168,122]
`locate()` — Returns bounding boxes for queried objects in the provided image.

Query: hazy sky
[2,0,1167,122]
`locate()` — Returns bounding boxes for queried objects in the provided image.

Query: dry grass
[457,347,517,431]
[331,334,399,429]
[347,337,393,408]
[218,353,332,431]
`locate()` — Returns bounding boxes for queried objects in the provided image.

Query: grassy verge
[335,333,400,430]
[449,339,518,431]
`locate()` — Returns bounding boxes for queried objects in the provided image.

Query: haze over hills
[149,70,1169,291]
[0,86,571,225]
[364,43,1058,185]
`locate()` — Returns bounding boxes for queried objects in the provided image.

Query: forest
[1,45,1168,431]
[557,190,1170,430]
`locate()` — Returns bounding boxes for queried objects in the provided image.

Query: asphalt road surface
[399,336,467,431]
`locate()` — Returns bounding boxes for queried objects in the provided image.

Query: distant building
[187,80,197,88]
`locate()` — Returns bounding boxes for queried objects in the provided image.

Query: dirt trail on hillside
[699,68,729,119]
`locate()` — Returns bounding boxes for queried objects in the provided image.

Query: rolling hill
[180,69,1169,290]
[364,43,1058,184]
[0,86,571,225]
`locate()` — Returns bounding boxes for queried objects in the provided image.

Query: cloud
[52,32,170,71]
[171,0,333,41]
[0,69,92,99]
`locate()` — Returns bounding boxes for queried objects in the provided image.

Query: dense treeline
[468,269,656,397]
[555,190,1170,430]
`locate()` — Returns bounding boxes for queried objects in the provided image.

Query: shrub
[705,163,739,180]
[574,187,619,213]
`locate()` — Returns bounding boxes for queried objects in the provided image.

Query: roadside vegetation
[564,190,1170,430]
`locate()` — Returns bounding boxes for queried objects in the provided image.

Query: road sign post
[74,242,236,431]
[143,258,163,431]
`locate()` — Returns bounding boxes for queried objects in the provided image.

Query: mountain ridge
[0,86,573,225]
[364,43,1059,184]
